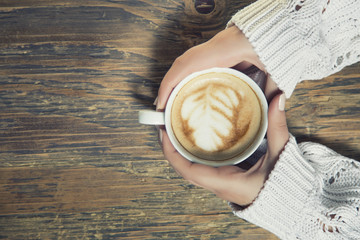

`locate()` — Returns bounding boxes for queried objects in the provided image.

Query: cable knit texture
[230,136,360,239]
[227,0,360,98]
[226,0,360,238]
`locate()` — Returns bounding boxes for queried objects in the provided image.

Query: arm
[228,0,360,98]
[158,0,360,238]
[161,93,360,239]
[231,135,360,239]
[227,1,360,238]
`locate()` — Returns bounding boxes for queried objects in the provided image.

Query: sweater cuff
[230,135,317,239]
[227,0,313,98]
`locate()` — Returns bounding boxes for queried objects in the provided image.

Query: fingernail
[279,93,286,111]
[156,99,161,111]
[156,101,164,112]
[159,128,163,143]
[153,96,158,106]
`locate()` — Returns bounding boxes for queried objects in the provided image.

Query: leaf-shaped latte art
[180,83,248,152]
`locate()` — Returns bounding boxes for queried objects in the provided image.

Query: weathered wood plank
[287,63,360,159]
[0,0,280,239]
[0,0,358,239]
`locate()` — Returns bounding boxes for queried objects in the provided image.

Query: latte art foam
[181,83,246,152]
[171,72,262,161]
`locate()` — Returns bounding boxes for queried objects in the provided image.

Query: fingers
[160,129,243,188]
[157,44,208,110]
[264,76,281,102]
[157,26,265,110]
[161,129,217,185]
[266,93,290,161]
[161,129,262,205]
[161,129,192,176]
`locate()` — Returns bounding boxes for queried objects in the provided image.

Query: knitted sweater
[228,0,360,98]
[231,136,360,239]
[227,0,360,239]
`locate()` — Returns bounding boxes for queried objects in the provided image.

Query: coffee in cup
[170,71,262,161]
[139,68,268,167]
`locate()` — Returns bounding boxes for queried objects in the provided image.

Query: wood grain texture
[0,0,278,239]
[0,0,359,239]
[287,63,360,160]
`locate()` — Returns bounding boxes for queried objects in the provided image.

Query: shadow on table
[132,0,247,109]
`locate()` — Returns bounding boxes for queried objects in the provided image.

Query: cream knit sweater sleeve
[227,1,360,239]
[227,0,360,98]
[231,136,360,239]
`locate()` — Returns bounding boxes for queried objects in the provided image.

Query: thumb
[266,93,289,160]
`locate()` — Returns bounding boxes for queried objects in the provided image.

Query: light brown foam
[171,72,262,161]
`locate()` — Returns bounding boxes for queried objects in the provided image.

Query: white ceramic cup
[139,67,268,167]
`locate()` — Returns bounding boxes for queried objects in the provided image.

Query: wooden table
[0,1,359,239]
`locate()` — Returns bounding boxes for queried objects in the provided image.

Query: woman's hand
[157,26,279,110]
[156,26,288,206]
[160,94,289,206]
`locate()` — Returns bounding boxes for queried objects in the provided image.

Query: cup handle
[138,110,165,125]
